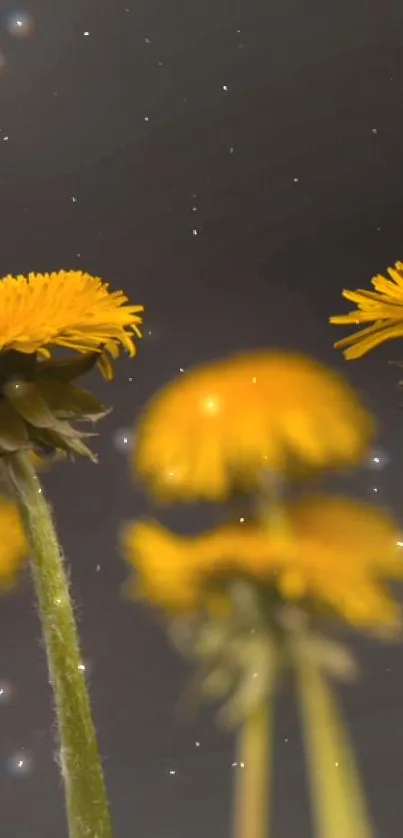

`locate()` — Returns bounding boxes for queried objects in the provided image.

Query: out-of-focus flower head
[123,495,402,633]
[123,494,401,724]
[134,351,374,502]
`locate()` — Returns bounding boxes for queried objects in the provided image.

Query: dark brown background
[1,1,403,835]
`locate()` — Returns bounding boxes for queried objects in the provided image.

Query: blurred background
[1,1,403,835]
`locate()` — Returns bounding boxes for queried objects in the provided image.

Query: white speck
[95,564,101,572]
[192,206,198,212]
[195,740,200,747]
[293,177,299,183]
[372,487,379,493]
[157,61,163,67]
[229,146,235,154]
[112,427,134,453]
[3,136,9,142]
[284,738,289,743]
[231,762,238,768]
[390,77,394,82]
[239,517,245,523]
[239,762,245,768]
[0,680,14,704]
[335,761,339,767]
[222,84,228,92]
[128,377,133,382]
[71,196,77,203]
[144,114,149,122]
[396,541,403,548]
[7,751,34,777]
[236,28,241,33]
[192,228,198,236]
[376,226,381,232]
[373,456,380,463]
[78,663,86,672]
[76,252,81,258]
[169,769,176,776]
[83,31,90,37]
[6,12,34,38]
[145,37,151,44]
[179,367,185,373]
[372,128,378,134]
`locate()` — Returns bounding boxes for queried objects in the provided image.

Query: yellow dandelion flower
[123,495,402,632]
[0,499,28,588]
[330,259,403,359]
[0,270,143,368]
[134,351,374,502]
[0,271,144,459]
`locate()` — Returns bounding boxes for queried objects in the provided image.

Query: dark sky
[2,1,403,836]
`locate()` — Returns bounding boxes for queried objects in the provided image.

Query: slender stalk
[297,656,373,838]
[7,452,113,838]
[232,702,272,838]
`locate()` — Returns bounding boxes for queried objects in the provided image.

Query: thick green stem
[297,656,373,838]
[232,702,272,838]
[7,452,113,838]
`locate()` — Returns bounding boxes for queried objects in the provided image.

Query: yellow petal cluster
[330,260,403,359]
[135,351,374,501]
[0,271,143,372]
[123,495,402,632]
[0,499,28,587]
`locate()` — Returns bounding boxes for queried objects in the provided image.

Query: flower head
[330,260,403,359]
[0,271,144,459]
[123,495,402,633]
[134,351,374,501]
[0,271,143,372]
[0,499,28,588]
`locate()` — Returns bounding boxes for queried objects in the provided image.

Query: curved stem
[297,656,373,838]
[7,452,113,838]
[232,702,272,838]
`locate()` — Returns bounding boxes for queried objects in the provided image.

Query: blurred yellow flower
[330,259,403,359]
[134,351,374,501]
[0,499,27,588]
[0,270,143,377]
[123,495,402,632]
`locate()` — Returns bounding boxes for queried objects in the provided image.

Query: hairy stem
[8,452,113,838]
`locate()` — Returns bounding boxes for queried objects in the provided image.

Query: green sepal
[31,426,98,463]
[36,378,109,422]
[3,381,95,438]
[0,399,29,453]
[36,352,100,382]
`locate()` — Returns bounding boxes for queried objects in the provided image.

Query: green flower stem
[7,452,113,838]
[232,702,272,838]
[297,656,373,838]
